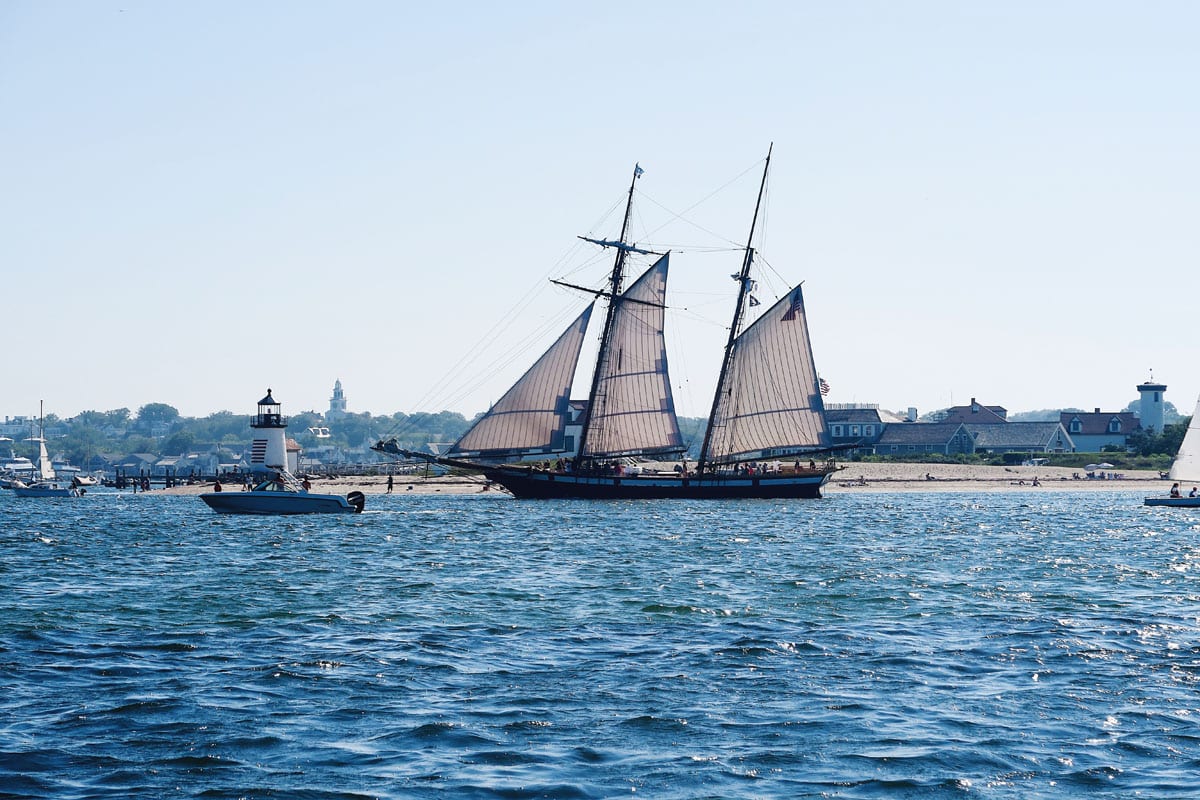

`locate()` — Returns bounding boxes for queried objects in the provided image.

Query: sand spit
[152,463,1169,497]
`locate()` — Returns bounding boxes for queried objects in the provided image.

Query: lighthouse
[1137,377,1167,434]
[249,389,290,474]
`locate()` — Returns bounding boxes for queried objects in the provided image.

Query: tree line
[20,402,1188,469]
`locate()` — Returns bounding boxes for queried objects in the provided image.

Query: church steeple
[328,379,348,420]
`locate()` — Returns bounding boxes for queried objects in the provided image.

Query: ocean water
[2,488,1199,799]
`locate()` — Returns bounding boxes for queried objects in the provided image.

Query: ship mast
[697,145,772,475]
[572,163,643,471]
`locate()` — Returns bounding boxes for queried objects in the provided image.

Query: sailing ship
[374,148,841,499]
[1145,395,1200,506]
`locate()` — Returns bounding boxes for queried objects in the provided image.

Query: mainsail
[1169,395,1200,481]
[703,286,830,465]
[446,303,595,460]
[579,255,684,460]
[35,437,55,480]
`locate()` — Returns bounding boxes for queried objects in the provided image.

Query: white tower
[328,379,348,420]
[249,389,290,473]
[1137,377,1167,433]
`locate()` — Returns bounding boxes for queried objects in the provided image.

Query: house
[116,453,158,477]
[826,405,905,455]
[153,455,183,477]
[0,416,35,439]
[1060,409,1141,452]
[873,423,976,456]
[966,422,1074,454]
[940,398,1008,424]
[286,437,302,473]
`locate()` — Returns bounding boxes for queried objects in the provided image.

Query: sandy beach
[819,462,1164,494]
[154,462,1171,497]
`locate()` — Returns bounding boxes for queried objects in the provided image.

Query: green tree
[1126,418,1189,456]
[136,403,180,428]
[162,430,196,455]
[60,423,106,466]
[104,408,131,427]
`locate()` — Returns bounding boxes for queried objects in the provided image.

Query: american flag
[781,288,804,321]
[819,377,831,396]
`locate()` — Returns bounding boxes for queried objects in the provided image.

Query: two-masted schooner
[374,148,842,498]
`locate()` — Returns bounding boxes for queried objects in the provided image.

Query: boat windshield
[252,479,296,492]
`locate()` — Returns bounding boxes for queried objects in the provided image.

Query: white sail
[704,285,829,463]
[1169,395,1200,481]
[580,255,684,459]
[35,438,55,480]
[448,303,595,459]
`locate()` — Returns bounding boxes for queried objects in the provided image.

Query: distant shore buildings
[826,378,1166,458]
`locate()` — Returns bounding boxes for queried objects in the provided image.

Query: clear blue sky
[3,1,1197,422]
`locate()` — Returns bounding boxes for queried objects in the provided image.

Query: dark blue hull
[482,467,835,500]
[201,490,365,515]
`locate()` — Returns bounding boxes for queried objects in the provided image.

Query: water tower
[1137,377,1167,433]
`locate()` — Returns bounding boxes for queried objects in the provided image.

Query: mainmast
[572,163,644,471]
[697,145,772,474]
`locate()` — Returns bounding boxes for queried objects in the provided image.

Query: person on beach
[387,475,394,493]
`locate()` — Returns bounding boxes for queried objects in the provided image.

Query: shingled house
[873,423,977,456]
[1060,409,1141,451]
[940,398,1008,424]
[968,422,1074,455]
[826,405,906,455]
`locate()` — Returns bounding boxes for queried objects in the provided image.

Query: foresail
[581,255,684,459]
[705,285,829,463]
[1169,395,1200,481]
[448,303,595,460]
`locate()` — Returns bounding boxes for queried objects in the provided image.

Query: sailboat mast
[573,163,643,471]
[698,145,772,474]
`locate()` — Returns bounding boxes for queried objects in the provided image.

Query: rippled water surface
[3,488,1200,798]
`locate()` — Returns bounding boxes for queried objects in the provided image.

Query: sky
[2,1,1197,423]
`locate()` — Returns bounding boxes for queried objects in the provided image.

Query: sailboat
[1145,396,1200,506]
[12,402,81,498]
[374,148,841,499]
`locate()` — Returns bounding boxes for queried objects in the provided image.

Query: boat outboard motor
[347,491,366,513]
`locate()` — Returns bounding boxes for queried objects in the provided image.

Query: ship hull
[482,467,836,500]
[1144,496,1200,507]
[11,482,76,498]
[200,490,364,515]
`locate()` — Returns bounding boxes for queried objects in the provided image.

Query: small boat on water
[374,148,842,499]
[199,389,365,515]
[11,402,83,498]
[1146,396,1200,507]
[201,472,365,515]
[11,478,81,498]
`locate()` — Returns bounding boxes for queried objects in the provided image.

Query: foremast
[572,163,643,472]
[697,145,772,475]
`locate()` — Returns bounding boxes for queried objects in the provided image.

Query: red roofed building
[940,398,1008,425]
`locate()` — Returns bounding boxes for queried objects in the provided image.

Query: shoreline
[150,463,1173,497]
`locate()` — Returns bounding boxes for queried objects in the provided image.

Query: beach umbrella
[1097,462,1115,469]
[1085,463,1100,471]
